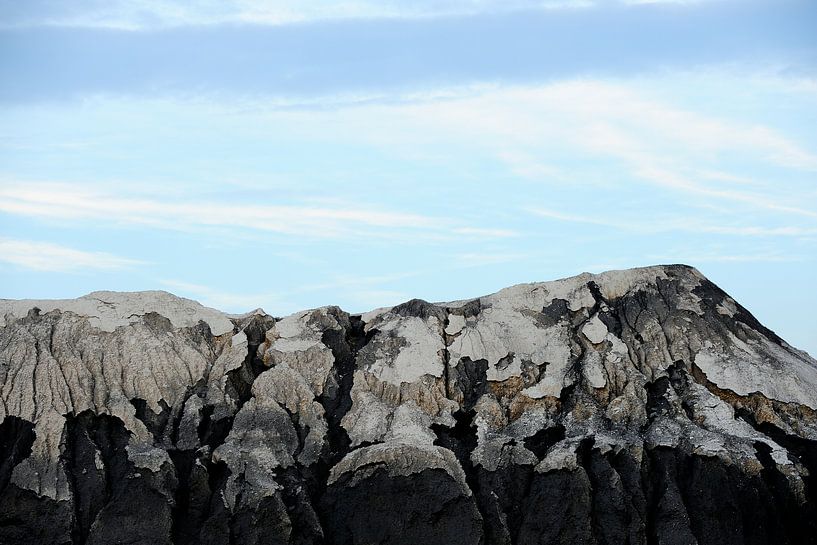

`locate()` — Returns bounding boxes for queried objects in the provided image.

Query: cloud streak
[158,279,285,312]
[0,0,642,30]
[160,270,424,314]
[370,80,817,218]
[0,182,515,243]
[3,77,815,249]
[0,238,144,272]
[527,208,817,237]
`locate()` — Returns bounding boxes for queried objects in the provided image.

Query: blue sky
[1,0,816,355]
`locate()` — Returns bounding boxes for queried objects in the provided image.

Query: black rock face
[321,467,483,545]
[1,265,816,544]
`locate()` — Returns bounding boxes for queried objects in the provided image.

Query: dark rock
[0,266,816,544]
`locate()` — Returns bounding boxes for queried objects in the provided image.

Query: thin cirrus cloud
[2,78,814,241]
[0,238,144,273]
[398,80,817,172]
[160,270,423,314]
[527,208,817,238]
[280,79,816,218]
[157,279,284,312]
[0,182,505,242]
[3,1,814,107]
[452,227,519,238]
[0,0,717,30]
[646,251,804,264]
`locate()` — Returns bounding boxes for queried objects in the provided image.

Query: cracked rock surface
[1,264,816,545]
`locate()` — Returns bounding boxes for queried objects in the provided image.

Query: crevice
[523,424,565,461]
[450,357,488,412]
[431,409,480,497]
[169,315,275,544]
[641,448,659,545]
[643,376,672,422]
[441,312,452,400]
[281,405,308,460]
[586,281,605,312]
[432,411,535,545]
[576,437,604,543]
[277,466,325,545]
[753,439,817,543]
[0,416,35,495]
[746,416,817,508]
[318,313,370,465]
[432,410,478,467]
[168,449,198,545]
[62,411,132,545]
[175,387,201,447]
[310,311,374,540]
[496,352,515,372]
[558,384,577,414]
[224,314,275,410]
[564,284,607,399]
[197,405,234,451]
[197,458,232,542]
[130,397,172,445]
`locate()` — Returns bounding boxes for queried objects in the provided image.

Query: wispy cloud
[0,182,510,243]
[4,77,815,248]
[0,0,738,30]
[527,207,817,237]
[454,252,530,267]
[158,279,286,313]
[381,80,817,217]
[0,182,430,233]
[645,251,805,264]
[161,270,421,314]
[0,238,144,273]
[622,0,713,4]
[452,227,520,238]
[0,0,602,30]
[578,126,817,217]
[175,81,806,222]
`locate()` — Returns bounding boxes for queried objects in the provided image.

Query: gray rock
[1,264,816,545]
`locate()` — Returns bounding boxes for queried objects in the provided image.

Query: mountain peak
[1,265,816,544]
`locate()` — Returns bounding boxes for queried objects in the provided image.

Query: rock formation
[1,265,815,545]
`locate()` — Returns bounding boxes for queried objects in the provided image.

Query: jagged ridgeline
[1,264,816,545]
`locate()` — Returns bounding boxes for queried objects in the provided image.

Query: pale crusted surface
[360,264,817,483]
[327,441,471,496]
[342,370,457,446]
[0,290,234,335]
[695,334,817,409]
[0,296,243,500]
[447,289,573,387]
[262,308,340,398]
[360,313,446,385]
[534,439,582,473]
[582,315,608,344]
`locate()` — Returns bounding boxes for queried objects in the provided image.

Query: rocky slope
[1,265,816,545]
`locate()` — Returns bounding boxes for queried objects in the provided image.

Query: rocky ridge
[1,265,816,544]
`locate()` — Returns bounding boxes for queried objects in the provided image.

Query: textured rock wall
[1,265,816,545]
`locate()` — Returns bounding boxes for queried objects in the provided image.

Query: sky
[0,0,816,356]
